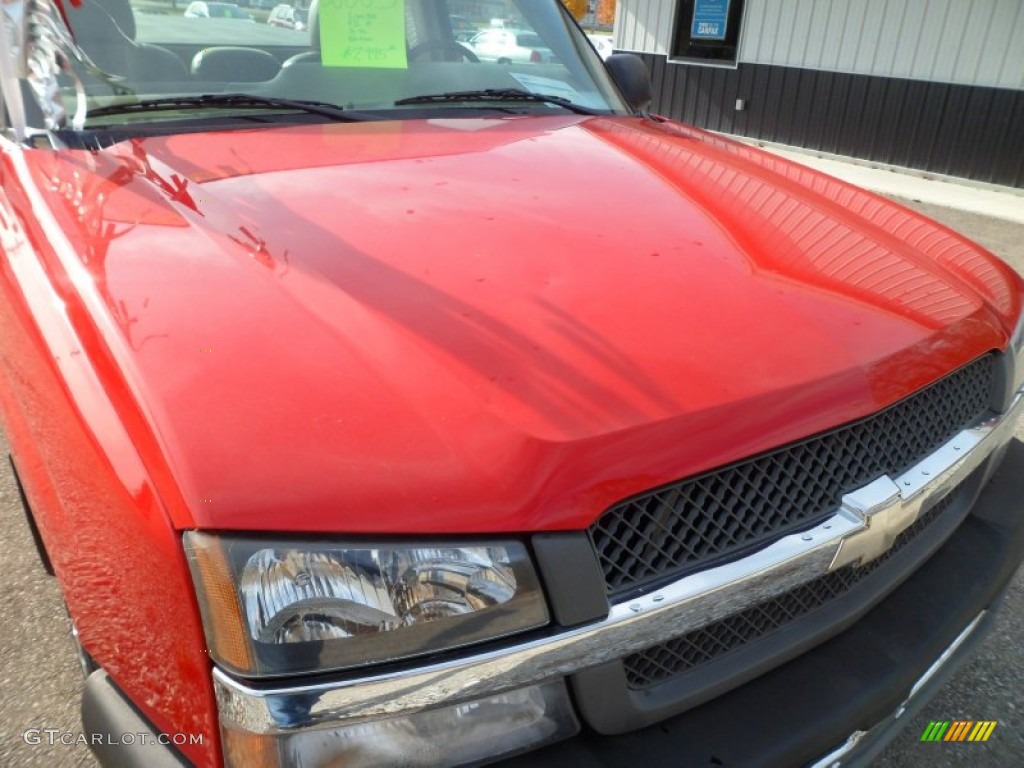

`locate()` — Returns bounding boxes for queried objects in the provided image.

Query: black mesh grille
[624,493,956,689]
[589,356,994,595]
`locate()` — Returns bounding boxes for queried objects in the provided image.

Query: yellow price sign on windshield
[319,0,408,69]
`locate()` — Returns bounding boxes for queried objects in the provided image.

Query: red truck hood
[27,116,1021,533]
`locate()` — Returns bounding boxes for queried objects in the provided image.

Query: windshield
[45,0,627,132]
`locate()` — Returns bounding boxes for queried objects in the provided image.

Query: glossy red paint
[0,148,219,766]
[7,117,1023,542]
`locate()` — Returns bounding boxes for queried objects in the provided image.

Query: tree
[562,0,588,21]
[596,0,616,26]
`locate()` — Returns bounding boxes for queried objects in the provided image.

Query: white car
[183,1,254,21]
[267,4,307,30]
[469,29,554,64]
[587,33,614,60]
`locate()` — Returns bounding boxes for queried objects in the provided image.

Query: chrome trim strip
[807,610,987,768]
[214,392,1022,736]
[901,610,985,709]
[807,731,868,768]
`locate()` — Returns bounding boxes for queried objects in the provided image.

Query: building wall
[615,0,674,55]
[742,0,1024,89]
[614,0,1024,186]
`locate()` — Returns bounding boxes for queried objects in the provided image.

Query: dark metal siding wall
[636,54,1024,188]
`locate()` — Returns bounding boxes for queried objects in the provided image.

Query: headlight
[184,533,549,677]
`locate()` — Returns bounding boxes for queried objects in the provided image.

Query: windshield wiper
[394,88,599,115]
[86,94,361,122]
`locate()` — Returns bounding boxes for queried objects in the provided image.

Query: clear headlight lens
[221,681,580,768]
[184,533,549,677]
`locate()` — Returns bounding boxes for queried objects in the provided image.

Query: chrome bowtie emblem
[829,476,917,571]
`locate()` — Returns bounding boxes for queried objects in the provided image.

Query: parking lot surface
[0,198,1021,766]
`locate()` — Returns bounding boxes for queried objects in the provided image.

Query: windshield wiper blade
[86,94,361,122]
[394,88,599,115]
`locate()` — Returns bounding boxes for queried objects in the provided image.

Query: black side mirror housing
[605,54,653,113]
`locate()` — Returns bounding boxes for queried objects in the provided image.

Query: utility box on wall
[612,0,1024,188]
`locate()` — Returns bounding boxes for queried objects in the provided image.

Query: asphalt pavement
[0,193,1021,767]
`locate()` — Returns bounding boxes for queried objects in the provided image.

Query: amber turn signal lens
[185,532,253,673]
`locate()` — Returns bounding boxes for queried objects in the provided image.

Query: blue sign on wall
[691,0,732,41]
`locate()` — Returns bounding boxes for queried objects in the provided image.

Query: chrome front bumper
[214,390,1023,738]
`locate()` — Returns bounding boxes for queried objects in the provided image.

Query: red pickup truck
[1,1,1022,766]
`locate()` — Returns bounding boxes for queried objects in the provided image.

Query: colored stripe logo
[920,721,997,742]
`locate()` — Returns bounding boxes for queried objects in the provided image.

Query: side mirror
[605,54,652,113]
